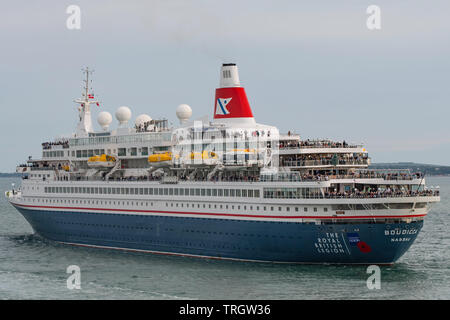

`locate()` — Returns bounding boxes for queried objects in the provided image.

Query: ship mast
[74,67,100,137]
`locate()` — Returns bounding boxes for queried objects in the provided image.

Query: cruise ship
[6,64,440,264]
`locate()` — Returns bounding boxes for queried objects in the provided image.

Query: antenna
[75,67,100,108]
[82,67,94,101]
[74,67,100,137]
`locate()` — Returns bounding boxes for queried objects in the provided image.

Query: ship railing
[42,140,69,150]
[61,171,423,183]
[279,141,364,150]
[322,190,439,198]
[29,167,55,171]
[263,190,439,199]
[282,159,369,167]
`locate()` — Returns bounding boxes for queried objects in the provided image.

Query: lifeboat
[87,154,116,168]
[148,152,173,167]
[148,152,172,163]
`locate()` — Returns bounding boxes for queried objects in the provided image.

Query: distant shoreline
[0,173,21,178]
[369,162,450,176]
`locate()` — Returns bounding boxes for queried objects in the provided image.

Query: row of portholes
[51,217,302,240]
[42,230,303,254]
[24,197,329,214]
[31,209,311,225]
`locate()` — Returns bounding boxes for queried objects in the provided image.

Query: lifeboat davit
[87,154,116,168]
[189,151,218,166]
[230,148,256,154]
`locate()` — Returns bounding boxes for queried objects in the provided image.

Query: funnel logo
[216,97,232,116]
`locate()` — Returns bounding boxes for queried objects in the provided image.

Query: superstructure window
[389,203,413,209]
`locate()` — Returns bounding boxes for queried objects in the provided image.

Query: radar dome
[135,114,152,127]
[97,112,112,131]
[115,106,132,125]
[176,104,192,124]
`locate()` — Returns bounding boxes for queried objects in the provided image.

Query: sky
[0,0,449,171]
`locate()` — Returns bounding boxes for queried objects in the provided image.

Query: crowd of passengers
[281,154,368,166]
[42,140,69,150]
[299,171,423,181]
[266,189,439,199]
[58,172,441,198]
[322,189,438,198]
[108,174,260,182]
[135,121,153,133]
[60,170,424,184]
[279,139,353,149]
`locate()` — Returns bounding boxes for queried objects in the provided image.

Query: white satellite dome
[115,106,132,125]
[176,104,192,124]
[135,114,152,127]
[97,112,113,131]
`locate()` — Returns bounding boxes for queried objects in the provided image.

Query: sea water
[0,176,448,299]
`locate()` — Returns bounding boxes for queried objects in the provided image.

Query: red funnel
[213,87,254,120]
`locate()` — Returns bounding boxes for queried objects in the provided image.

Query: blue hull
[14,206,423,264]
